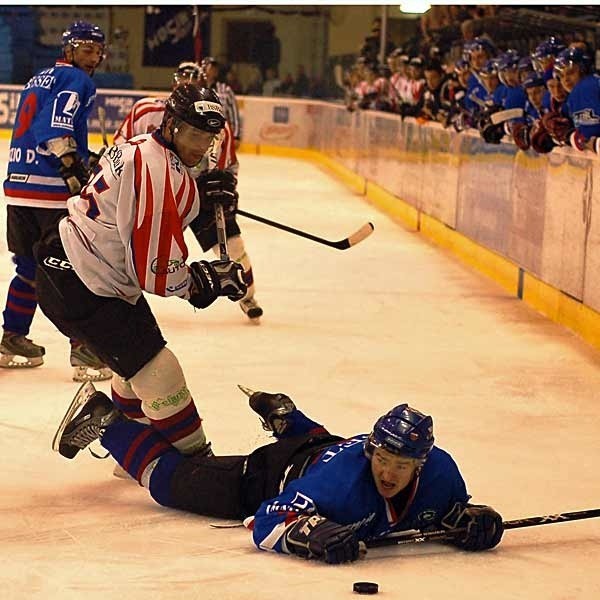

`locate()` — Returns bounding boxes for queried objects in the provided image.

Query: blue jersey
[3,60,96,209]
[247,435,469,555]
[465,72,487,113]
[562,74,600,140]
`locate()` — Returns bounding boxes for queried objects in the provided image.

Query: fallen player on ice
[52,383,503,563]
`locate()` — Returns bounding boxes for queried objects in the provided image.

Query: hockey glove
[284,515,360,564]
[58,153,91,195]
[88,147,106,171]
[541,112,573,144]
[511,122,531,151]
[442,502,504,552]
[189,259,247,309]
[530,121,556,154]
[197,169,238,212]
[481,122,505,144]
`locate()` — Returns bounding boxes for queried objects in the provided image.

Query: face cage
[173,72,200,87]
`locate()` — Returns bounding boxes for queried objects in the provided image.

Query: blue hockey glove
[284,515,360,564]
[442,502,504,551]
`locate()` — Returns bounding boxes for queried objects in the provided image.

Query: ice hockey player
[1,21,111,381]
[36,83,247,458]
[114,61,263,322]
[53,383,504,564]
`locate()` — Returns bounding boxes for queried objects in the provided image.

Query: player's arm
[45,136,90,194]
[248,480,360,564]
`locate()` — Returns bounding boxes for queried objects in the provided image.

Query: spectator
[225,67,243,94]
[292,65,310,97]
[262,67,281,96]
[278,72,294,96]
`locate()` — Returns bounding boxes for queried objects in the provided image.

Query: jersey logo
[51,91,80,130]
[573,108,600,126]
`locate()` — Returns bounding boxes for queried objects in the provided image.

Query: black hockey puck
[353,582,379,595]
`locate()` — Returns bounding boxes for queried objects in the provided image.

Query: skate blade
[52,382,97,453]
[72,365,112,382]
[0,353,43,368]
[237,384,256,398]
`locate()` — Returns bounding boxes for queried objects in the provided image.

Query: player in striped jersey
[114,61,263,322]
[36,84,247,457]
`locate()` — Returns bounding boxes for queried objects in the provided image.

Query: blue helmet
[465,37,496,58]
[496,50,520,72]
[480,59,499,77]
[522,73,546,89]
[364,404,434,462]
[533,36,566,61]
[518,56,534,72]
[554,47,594,77]
[62,21,105,49]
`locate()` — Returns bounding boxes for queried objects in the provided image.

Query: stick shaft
[237,208,373,250]
[214,204,229,260]
[365,508,600,548]
[97,106,108,147]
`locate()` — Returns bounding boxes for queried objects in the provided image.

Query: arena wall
[1,85,599,350]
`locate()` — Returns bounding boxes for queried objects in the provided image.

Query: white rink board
[1,138,600,600]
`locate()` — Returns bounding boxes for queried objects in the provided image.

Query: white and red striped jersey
[113,96,238,176]
[60,132,200,305]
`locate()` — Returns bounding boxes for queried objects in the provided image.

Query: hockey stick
[214,203,229,260]
[237,209,374,250]
[97,106,109,148]
[365,507,600,549]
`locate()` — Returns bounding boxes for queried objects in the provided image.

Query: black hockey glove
[284,515,360,564]
[480,122,505,145]
[188,259,247,309]
[58,153,91,195]
[197,169,238,213]
[88,147,106,171]
[441,502,504,552]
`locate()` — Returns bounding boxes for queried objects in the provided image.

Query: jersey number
[14,93,38,140]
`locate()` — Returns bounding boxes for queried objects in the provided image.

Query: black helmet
[164,84,225,133]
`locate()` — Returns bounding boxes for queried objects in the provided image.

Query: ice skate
[52,382,121,459]
[0,331,45,368]
[70,342,112,382]
[239,297,263,323]
[238,385,296,435]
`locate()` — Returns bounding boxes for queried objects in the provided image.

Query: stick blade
[337,222,374,249]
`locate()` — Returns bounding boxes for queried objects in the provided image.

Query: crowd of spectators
[341,8,600,156]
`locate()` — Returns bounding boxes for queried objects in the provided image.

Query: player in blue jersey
[550,46,600,154]
[53,383,504,564]
[0,21,111,381]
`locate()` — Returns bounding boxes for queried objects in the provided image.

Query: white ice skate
[0,331,45,368]
[70,343,112,382]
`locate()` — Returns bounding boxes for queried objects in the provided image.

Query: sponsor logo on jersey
[106,145,124,177]
[51,90,80,130]
[151,256,185,275]
[573,108,600,126]
[166,280,188,293]
[193,101,224,116]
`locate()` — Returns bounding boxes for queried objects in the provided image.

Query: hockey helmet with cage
[173,61,202,87]
[364,404,434,463]
[164,84,226,134]
[62,21,106,49]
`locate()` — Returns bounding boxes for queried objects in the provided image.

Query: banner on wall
[143,6,211,67]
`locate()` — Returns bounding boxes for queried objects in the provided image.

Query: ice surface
[1,140,599,599]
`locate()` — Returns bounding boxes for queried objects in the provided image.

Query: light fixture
[399,2,431,14]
